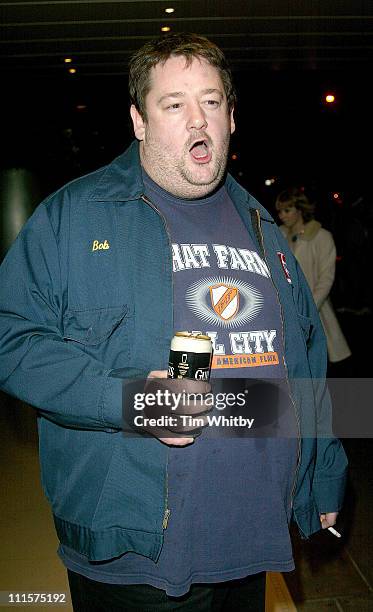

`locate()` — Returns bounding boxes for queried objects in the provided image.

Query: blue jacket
[0,141,347,562]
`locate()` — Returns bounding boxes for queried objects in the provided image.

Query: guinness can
[168,332,213,381]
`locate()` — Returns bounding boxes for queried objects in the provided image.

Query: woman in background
[276,187,351,364]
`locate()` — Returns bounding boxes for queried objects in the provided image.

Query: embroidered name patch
[92,240,110,251]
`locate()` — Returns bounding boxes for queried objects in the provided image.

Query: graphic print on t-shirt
[210,282,240,320]
[170,241,282,373]
[141,173,285,378]
[185,275,262,327]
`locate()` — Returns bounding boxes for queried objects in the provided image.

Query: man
[0,34,347,611]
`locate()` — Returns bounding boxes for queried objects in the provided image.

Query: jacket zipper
[141,194,172,530]
[254,209,301,510]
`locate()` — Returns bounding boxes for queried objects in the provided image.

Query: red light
[332,192,343,206]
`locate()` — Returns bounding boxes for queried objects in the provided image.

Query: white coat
[280,220,351,362]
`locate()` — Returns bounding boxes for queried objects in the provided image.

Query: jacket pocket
[62,305,133,367]
[63,306,128,345]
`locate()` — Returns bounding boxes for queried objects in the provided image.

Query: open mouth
[189,139,212,163]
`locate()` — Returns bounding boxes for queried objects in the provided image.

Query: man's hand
[320,512,339,529]
[144,370,212,447]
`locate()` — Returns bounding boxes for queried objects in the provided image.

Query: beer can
[168,332,213,381]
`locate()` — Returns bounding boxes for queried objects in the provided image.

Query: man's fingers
[132,374,213,443]
[166,413,210,433]
[158,436,195,447]
[145,377,211,396]
[143,377,212,415]
[143,402,213,420]
[320,512,339,529]
[165,378,211,395]
[148,370,168,379]
[172,401,213,416]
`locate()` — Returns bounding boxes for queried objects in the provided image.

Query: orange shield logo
[210,284,239,320]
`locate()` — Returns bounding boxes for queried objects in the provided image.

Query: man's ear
[130,104,146,141]
[230,107,235,135]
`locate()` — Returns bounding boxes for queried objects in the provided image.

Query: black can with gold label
[167,332,213,381]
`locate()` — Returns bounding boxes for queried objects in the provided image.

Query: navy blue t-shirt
[59,174,297,596]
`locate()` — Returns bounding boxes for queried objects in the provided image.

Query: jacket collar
[301,219,322,240]
[88,140,274,223]
[280,219,322,242]
[225,173,274,222]
[89,140,144,202]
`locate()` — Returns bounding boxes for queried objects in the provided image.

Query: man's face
[130,55,235,199]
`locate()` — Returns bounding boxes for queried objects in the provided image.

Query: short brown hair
[275,187,315,223]
[128,32,236,120]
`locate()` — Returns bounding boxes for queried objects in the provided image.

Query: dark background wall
[1,66,370,214]
[1,67,370,314]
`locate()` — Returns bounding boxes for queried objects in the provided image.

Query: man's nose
[187,104,207,131]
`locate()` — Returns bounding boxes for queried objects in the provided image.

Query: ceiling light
[165,7,175,13]
[64,58,72,63]
[161,26,171,32]
[325,94,336,104]
[69,68,77,74]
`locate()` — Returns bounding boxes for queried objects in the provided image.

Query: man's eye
[204,100,219,107]
[166,103,182,110]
